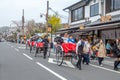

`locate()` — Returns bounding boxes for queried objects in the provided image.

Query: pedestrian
[42,35,49,59]
[112,39,120,71]
[96,39,106,66]
[76,38,85,70]
[106,40,112,57]
[68,35,75,43]
[83,39,91,65]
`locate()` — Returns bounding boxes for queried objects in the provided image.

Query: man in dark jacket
[76,38,85,70]
[42,35,49,59]
[113,39,120,71]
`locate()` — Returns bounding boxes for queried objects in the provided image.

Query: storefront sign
[79,24,85,30]
[101,15,112,22]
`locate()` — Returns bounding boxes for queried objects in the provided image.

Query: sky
[0,0,80,27]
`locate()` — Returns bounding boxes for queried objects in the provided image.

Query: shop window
[106,0,120,13]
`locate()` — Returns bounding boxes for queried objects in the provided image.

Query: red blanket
[36,42,44,48]
[62,43,76,53]
[31,41,35,46]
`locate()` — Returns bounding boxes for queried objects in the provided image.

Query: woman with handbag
[113,39,120,71]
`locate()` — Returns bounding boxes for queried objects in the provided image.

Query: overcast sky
[0,0,80,27]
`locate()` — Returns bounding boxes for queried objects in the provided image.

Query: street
[0,42,120,80]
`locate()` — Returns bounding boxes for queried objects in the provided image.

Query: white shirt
[62,37,68,43]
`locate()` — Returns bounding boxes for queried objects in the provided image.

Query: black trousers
[114,61,120,69]
[98,57,104,65]
[76,54,82,70]
[43,47,48,57]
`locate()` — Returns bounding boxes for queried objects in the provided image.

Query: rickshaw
[33,37,51,57]
[55,39,79,66]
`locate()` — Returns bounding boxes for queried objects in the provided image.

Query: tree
[48,13,62,34]
[25,20,36,36]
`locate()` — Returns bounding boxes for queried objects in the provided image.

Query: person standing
[106,40,112,57]
[96,39,106,66]
[76,38,85,70]
[113,39,120,71]
[42,35,49,59]
[83,39,91,65]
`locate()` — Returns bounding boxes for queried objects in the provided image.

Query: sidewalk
[91,57,120,68]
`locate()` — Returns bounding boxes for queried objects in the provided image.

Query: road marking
[15,48,19,52]
[11,46,13,48]
[23,53,33,60]
[90,64,120,74]
[18,47,26,49]
[48,58,75,68]
[36,62,67,80]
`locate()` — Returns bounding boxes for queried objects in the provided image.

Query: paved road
[0,42,120,80]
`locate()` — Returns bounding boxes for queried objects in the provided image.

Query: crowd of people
[25,32,120,71]
[54,33,120,71]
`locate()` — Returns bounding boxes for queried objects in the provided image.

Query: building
[57,0,120,43]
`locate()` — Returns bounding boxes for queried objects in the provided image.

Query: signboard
[79,24,85,30]
[101,15,112,22]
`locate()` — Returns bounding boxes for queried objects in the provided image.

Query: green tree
[48,13,62,34]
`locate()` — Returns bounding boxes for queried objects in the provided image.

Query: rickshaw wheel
[71,53,79,66]
[56,46,64,66]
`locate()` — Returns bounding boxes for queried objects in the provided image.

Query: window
[111,0,120,11]
[71,7,84,22]
[90,3,99,17]
[106,0,120,13]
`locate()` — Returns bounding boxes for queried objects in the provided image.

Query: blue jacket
[68,38,75,43]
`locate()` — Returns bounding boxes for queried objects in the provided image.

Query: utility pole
[22,9,25,35]
[46,0,49,35]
